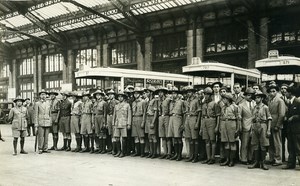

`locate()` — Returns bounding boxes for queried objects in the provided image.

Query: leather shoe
[282,165,295,170]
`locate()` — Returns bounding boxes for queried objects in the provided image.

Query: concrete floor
[0,124,299,186]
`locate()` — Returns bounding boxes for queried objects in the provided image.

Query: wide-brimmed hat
[82,91,90,97]
[144,86,156,92]
[75,91,83,98]
[154,86,168,94]
[13,96,25,103]
[25,98,30,101]
[212,82,223,88]
[60,91,70,97]
[107,89,116,95]
[126,85,134,90]
[93,90,105,97]
[39,89,48,95]
[168,86,179,93]
[203,87,213,95]
[252,90,267,99]
[184,85,196,92]
[117,91,128,98]
[133,87,144,93]
[221,93,234,101]
[243,87,255,96]
[49,89,59,96]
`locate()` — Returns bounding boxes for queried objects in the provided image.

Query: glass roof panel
[74,0,110,7]
[1,15,32,27]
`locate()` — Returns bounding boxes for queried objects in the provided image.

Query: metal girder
[5,26,60,46]
[5,1,67,45]
[62,0,139,33]
[108,0,141,30]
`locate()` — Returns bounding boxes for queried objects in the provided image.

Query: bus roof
[75,65,192,83]
[255,55,300,75]
[182,62,261,78]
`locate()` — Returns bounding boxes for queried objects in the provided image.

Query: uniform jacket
[158,96,171,116]
[35,99,52,127]
[107,99,119,115]
[59,99,72,117]
[268,95,286,129]
[286,97,300,133]
[113,101,132,128]
[9,106,29,131]
[170,98,186,115]
[71,100,82,116]
[239,99,255,131]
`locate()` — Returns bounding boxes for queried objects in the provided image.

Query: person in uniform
[267,84,286,166]
[70,91,83,152]
[131,87,147,157]
[282,87,300,169]
[219,93,241,167]
[239,87,256,164]
[35,89,52,154]
[48,90,60,151]
[106,89,119,154]
[185,86,201,163]
[24,98,35,137]
[155,87,171,159]
[80,91,94,153]
[124,86,135,155]
[58,91,72,151]
[93,90,108,154]
[168,86,186,161]
[200,87,221,164]
[248,91,272,170]
[144,86,158,158]
[9,96,29,155]
[113,91,132,158]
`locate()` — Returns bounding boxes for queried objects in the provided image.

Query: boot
[186,143,194,162]
[13,139,17,155]
[114,141,121,157]
[140,143,145,157]
[170,143,178,160]
[248,150,259,169]
[80,137,90,153]
[119,139,126,158]
[101,139,107,154]
[132,143,140,157]
[202,143,211,164]
[54,137,58,151]
[78,137,82,152]
[220,150,230,166]
[20,138,28,154]
[106,135,112,154]
[260,150,269,170]
[151,142,157,159]
[192,142,199,163]
[176,143,183,161]
[228,150,236,167]
[66,139,71,151]
[112,142,117,156]
[147,142,153,158]
[60,139,67,151]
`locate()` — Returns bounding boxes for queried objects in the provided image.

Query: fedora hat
[252,90,267,99]
[243,87,255,96]
[39,89,48,95]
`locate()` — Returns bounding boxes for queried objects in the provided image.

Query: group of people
[8,81,300,171]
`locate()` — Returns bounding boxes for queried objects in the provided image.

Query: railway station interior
[0,0,300,101]
[1,1,300,186]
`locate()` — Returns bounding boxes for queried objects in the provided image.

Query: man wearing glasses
[267,84,286,166]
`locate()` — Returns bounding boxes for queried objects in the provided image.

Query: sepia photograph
[0,0,300,185]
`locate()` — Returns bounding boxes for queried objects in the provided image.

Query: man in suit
[267,84,286,166]
[239,88,255,164]
[282,87,300,169]
[280,83,289,162]
[35,90,52,154]
[233,83,244,105]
